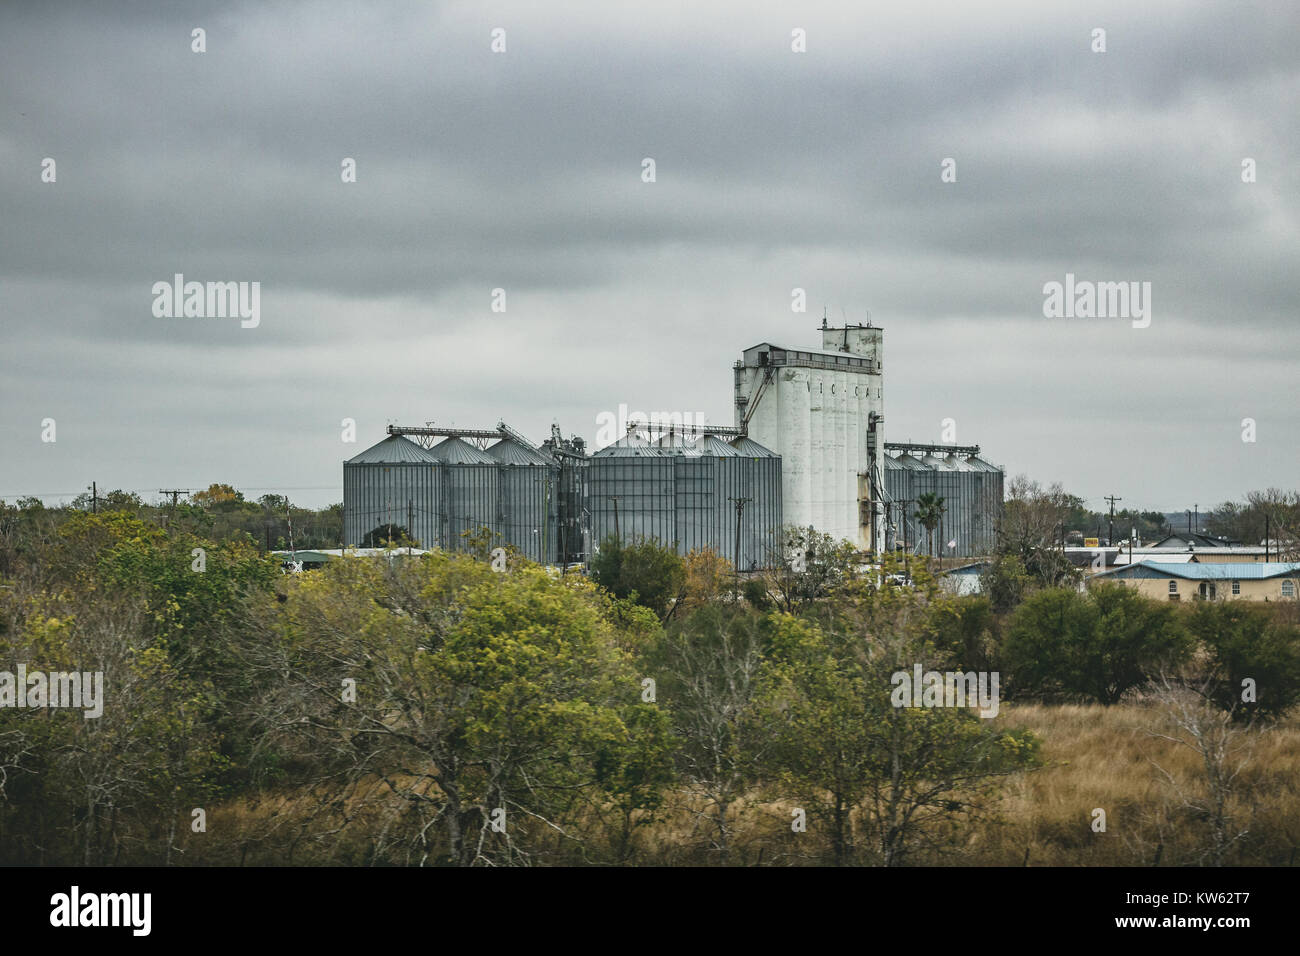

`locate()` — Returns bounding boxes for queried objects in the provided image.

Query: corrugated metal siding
[424,438,499,551]
[884,452,1002,557]
[435,462,499,551]
[346,436,560,559]
[729,436,782,570]
[672,455,714,555]
[586,433,782,569]
[489,440,559,564]
[589,454,676,548]
[346,431,782,568]
[343,461,441,548]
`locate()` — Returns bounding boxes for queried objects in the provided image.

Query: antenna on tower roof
[820,306,828,331]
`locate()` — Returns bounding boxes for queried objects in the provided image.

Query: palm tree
[914,493,946,561]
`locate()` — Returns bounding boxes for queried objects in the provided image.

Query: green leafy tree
[758,561,1039,865]
[458,524,502,560]
[0,512,236,864]
[648,605,770,862]
[243,552,663,865]
[1187,602,1300,721]
[1003,584,1194,704]
[362,523,412,548]
[758,613,875,864]
[590,535,686,621]
[928,595,999,674]
[589,703,676,862]
[742,578,772,610]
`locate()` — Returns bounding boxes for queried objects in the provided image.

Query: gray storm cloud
[1,0,1296,510]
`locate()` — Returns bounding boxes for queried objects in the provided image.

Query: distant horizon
[4,398,1293,515]
[2,472,1282,529]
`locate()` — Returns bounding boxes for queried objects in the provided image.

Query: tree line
[0,491,1296,865]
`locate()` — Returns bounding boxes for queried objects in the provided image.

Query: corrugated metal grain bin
[660,433,737,560]
[588,435,676,550]
[428,437,500,551]
[884,454,924,554]
[941,454,980,557]
[883,450,1002,558]
[347,424,785,568]
[343,435,441,547]
[487,438,559,564]
[588,432,782,570]
[964,456,1004,555]
[728,435,783,570]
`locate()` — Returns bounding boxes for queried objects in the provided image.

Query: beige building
[1089,561,1300,602]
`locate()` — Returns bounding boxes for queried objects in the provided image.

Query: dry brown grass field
[974,702,1300,867]
[188,702,1300,866]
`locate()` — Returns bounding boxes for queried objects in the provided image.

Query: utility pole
[898,499,913,577]
[1104,494,1122,547]
[92,481,98,514]
[1194,504,1199,537]
[159,489,190,526]
[286,500,297,564]
[159,489,189,510]
[407,499,413,555]
[729,496,752,580]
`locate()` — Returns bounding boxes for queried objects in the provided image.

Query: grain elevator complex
[343,321,1004,567]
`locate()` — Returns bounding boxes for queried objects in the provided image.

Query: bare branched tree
[1140,671,1258,866]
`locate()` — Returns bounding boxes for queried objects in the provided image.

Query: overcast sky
[2,0,1296,512]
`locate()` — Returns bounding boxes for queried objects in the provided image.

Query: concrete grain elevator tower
[733,320,885,552]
